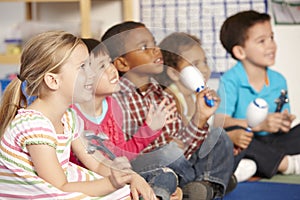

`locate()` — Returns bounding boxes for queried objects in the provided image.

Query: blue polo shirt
[216,61,290,136]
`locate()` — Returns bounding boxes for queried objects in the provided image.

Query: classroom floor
[223,175,300,200]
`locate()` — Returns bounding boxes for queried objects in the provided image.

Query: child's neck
[28,98,67,133]
[125,72,151,92]
[244,63,268,92]
[79,96,105,117]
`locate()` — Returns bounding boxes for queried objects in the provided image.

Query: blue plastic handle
[204,96,214,107]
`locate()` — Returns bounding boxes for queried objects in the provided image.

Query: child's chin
[154,66,164,74]
[113,85,121,92]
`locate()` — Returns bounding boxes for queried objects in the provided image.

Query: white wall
[272,25,300,126]
[0,0,300,125]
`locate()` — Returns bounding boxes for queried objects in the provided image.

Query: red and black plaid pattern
[113,77,208,157]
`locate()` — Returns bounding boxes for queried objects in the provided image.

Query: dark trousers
[244,124,300,178]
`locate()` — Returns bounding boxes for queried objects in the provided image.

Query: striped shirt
[0,108,130,200]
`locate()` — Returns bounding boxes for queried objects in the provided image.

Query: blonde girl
[0,31,156,200]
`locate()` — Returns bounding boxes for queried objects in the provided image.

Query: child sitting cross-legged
[0,31,156,200]
[101,21,235,200]
[69,38,182,200]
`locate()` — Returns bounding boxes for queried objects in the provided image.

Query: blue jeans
[131,127,234,198]
[139,167,178,200]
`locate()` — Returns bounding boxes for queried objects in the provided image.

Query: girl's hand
[111,157,132,171]
[146,98,177,131]
[130,173,157,200]
[109,157,133,189]
[170,187,183,200]
[193,88,220,128]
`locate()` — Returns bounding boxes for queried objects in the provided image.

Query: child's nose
[87,65,96,79]
[108,63,118,73]
[152,46,161,55]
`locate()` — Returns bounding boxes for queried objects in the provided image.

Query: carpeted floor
[223,175,300,200]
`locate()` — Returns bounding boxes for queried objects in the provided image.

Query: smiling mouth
[85,84,93,90]
[154,57,163,64]
[110,77,119,84]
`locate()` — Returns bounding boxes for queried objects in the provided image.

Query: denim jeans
[139,167,178,200]
[131,127,234,198]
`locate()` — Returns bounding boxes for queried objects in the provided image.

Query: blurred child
[70,38,182,200]
[214,10,300,178]
[0,31,156,200]
[156,32,257,183]
[101,21,235,200]
[155,32,211,125]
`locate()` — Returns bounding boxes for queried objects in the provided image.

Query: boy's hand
[146,98,177,131]
[280,109,296,132]
[193,88,220,128]
[253,110,295,133]
[227,129,253,150]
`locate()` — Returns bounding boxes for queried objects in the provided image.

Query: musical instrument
[246,98,268,132]
[275,90,288,112]
[180,65,214,107]
[82,130,116,160]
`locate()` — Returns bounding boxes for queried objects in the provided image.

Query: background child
[214,10,300,179]
[70,38,182,200]
[155,32,212,125]
[155,31,257,183]
[101,21,235,200]
[0,31,156,200]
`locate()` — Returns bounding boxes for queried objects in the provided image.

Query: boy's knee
[150,167,178,196]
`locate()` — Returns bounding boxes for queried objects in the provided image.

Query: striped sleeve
[11,112,58,153]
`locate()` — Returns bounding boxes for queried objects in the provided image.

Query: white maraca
[180,65,205,92]
[179,65,214,107]
[246,98,268,132]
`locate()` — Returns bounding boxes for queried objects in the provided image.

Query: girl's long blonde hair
[0,31,82,137]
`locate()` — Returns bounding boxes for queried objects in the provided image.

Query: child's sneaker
[292,154,300,174]
[234,159,257,182]
[182,181,214,200]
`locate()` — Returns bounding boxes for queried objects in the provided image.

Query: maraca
[179,65,214,107]
[246,98,268,132]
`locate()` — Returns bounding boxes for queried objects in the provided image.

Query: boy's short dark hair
[81,38,100,53]
[220,10,270,60]
[101,21,145,60]
[81,37,109,58]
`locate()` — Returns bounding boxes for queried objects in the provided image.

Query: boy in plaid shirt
[101,21,235,200]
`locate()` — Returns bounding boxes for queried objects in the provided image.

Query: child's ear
[44,73,59,90]
[166,67,180,81]
[232,45,246,60]
[113,57,130,73]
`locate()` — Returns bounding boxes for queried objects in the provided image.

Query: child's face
[177,45,211,82]
[59,43,95,103]
[121,27,164,75]
[92,51,120,97]
[241,21,277,68]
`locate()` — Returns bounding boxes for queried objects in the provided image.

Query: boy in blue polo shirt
[214,10,300,178]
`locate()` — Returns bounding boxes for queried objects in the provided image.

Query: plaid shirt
[112,77,209,158]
